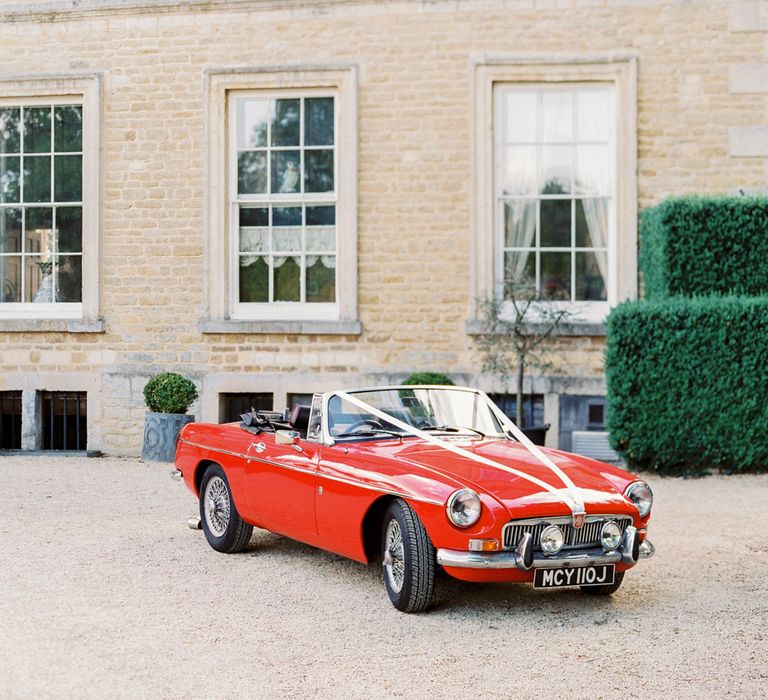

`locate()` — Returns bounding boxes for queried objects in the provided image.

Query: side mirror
[275,429,301,447]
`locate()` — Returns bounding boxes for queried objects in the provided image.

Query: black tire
[581,570,625,596]
[199,464,253,553]
[381,499,436,613]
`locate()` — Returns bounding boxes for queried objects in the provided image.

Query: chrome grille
[502,515,633,552]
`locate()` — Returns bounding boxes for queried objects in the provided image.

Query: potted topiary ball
[402,372,455,386]
[141,371,199,462]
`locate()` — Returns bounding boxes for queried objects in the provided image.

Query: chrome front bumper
[437,527,655,571]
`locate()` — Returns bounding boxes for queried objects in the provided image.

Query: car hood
[353,437,636,518]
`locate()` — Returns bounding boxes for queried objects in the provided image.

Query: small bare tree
[473,277,572,428]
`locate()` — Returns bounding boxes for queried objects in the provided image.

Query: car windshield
[328,387,506,439]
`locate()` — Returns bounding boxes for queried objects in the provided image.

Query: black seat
[289,404,311,436]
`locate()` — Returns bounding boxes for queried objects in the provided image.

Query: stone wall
[0,0,765,454]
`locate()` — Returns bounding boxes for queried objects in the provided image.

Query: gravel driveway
[1,455,767,699]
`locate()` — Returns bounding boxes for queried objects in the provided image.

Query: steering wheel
[345,419,386,433]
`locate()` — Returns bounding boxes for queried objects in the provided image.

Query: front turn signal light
[468,538,499,552]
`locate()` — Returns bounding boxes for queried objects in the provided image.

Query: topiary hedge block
[605,296,768,474]
[640,195,768,299]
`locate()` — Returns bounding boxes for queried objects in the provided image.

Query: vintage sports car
[173,386,654,613]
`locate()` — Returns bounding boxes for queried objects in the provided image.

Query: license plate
[533,564,615,589]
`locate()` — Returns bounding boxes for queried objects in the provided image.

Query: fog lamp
[540,525,564,555]
[468,538,499,552]
[600,521,622,552]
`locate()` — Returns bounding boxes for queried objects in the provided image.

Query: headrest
[289,404,311,431]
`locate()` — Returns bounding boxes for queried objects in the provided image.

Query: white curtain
[504,200,536,282]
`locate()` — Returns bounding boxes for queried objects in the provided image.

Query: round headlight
[600,520,622,552]
[540,525,564,555]
[625,481,653,518]
[446,489,481,528]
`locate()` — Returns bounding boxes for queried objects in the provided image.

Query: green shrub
[143,372,198,414]
[605,296,768,474]
[402,372,454,386]
[640,195,768,298]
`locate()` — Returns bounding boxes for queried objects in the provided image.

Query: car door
[241,423,321,542]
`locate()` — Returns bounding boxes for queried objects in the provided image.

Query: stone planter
[141,412,195,462]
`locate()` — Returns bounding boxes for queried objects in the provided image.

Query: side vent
[571,431,621,463]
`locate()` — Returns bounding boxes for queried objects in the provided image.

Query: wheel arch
[361,495,399,564]
[194,459,220,497]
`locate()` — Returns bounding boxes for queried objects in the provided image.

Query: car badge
[252,442,266,453]
[572,512,586,529]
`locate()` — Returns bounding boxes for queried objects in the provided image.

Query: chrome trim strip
[502,514,633,528]
[436,546,626,570]
[178,438,442,506]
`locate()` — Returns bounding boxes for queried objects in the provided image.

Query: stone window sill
[465,319,606,337]
[0,318,105,333]
[199,318,363,335]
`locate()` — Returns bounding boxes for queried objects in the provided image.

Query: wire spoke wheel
[384,519,406,593]
[203,475,231,537]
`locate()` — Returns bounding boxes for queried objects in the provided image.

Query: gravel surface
[1,455,767,699]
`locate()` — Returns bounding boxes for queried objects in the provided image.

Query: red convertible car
[173,386,654,613]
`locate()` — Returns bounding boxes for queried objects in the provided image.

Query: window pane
[501,146,536,196]
[57,207,82,253]
[541,252,571,300]
[26,207,53,253]
[0,108,20,153]
[575,145,610,195]
[239,256,268,302]
[237,99,268,149]
[503,91,537,143]
[273,255,300,301]
[305,150,334,193]
[24,107,51,153]
[540,145,571,194]
[541,92,572,143]
[24,156,51,202]
[0,156,21,203]
[503,250,535,294]
[239,207,268,253]
[540,199,571,248]
[0,208,22,253]
[54,106,82,152]
[272,99,300,147]
[576,90,611,142]
[273,227,301,252]
[272,151,300,194]
[575,198,609,250]
[273,206,301,227]
[54,155,82,202]
[0,255,21,302]
[306,227,335,252]
[575,251,607,301]
[504,200,536,248]
[306,256,335,302]
[306,205,335,226]
[238,151,267,194]
[27,254,54,303]
[305,98,334,146]
[58,255,82,302]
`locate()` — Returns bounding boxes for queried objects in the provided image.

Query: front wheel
[581,570,625,596]
[381,499,436,613]
[199,464,253,553]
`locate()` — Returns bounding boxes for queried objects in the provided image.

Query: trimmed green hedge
[640,195,768,298]
[606,296,768,473]
[402,372,454,386]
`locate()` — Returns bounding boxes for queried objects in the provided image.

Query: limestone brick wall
[0,0,765,454]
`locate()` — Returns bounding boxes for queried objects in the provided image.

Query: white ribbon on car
[335,390,586,518]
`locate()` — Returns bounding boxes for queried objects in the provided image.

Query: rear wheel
[581,570,625,596]
[199,464,253,553]
[381,499,436,613]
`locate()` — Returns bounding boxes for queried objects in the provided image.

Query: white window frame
[228,88,339,321]
[203,67,359,334]
[0,75,100,327]
[470,56,637,329]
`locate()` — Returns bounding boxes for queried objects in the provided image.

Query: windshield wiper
[336,428,404,439]
[420,425,485,438]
